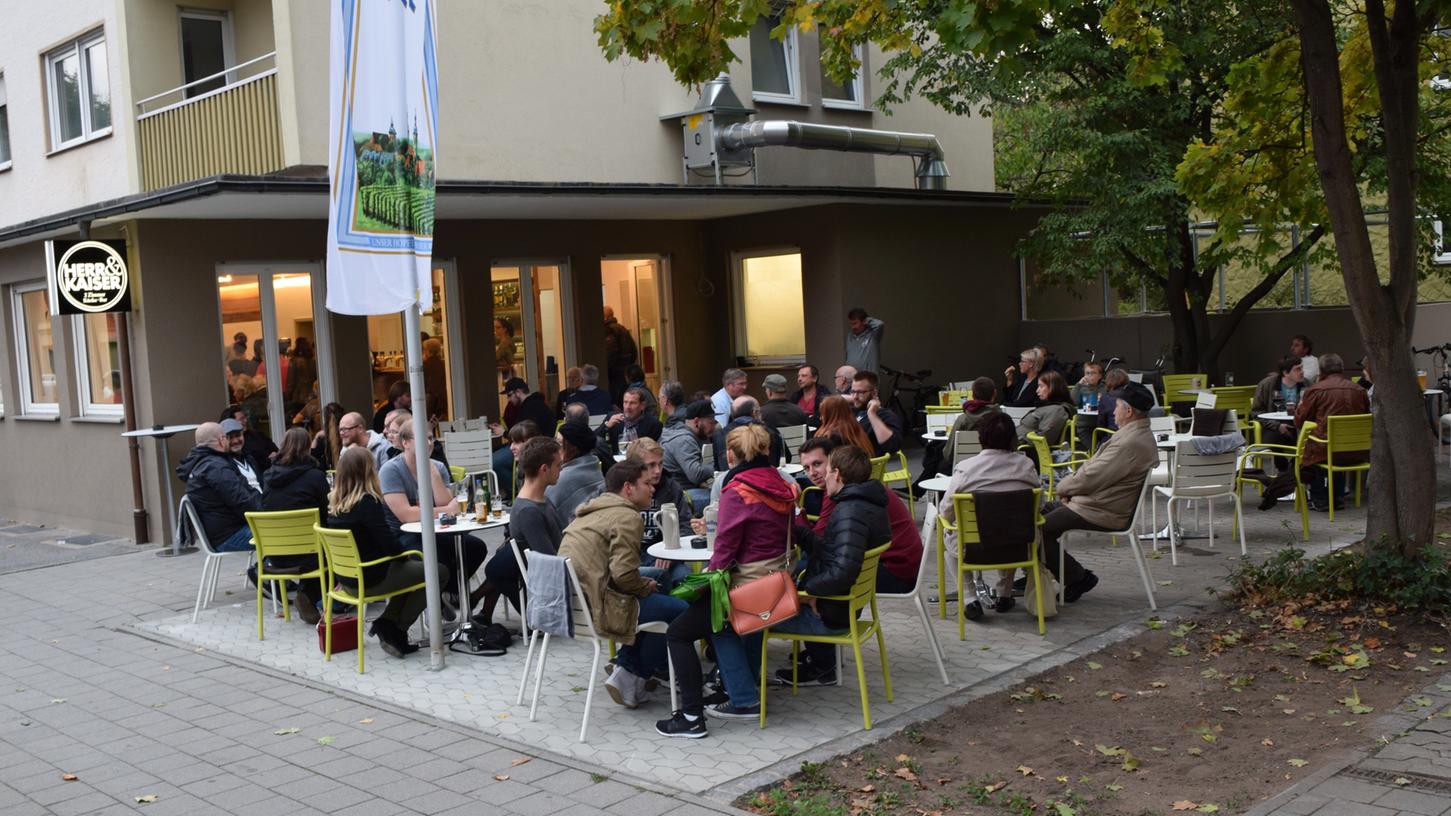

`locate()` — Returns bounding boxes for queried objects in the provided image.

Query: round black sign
[56,241,129,313]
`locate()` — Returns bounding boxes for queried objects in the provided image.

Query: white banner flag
[327,0,439,315]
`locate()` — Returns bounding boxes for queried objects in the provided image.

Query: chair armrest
[1307,433,1329,445]
[356,550,424,568]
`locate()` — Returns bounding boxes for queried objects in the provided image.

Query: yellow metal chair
[939,389,969,407]
[448,465,466,483]
[245,509,325,641]
[759,543,893,731]
[1161,373,1209,409]
[950,490,1049,637]
[1090,424,1115,453]
[1025,432,1089,500]
[1210,386,1258,444]
[868,453,889,482]
[1237,421,1315,540]
[314,524,427,674]
[1310,414,1371,521]
[797,485,823,524]
[881,451,914,503]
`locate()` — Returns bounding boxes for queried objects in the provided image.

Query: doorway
[490,261,574,416]
[364,262,462,422]
[600,255,674,395]
[214,264,334,444]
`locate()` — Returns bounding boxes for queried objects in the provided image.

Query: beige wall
[123,0,276,103]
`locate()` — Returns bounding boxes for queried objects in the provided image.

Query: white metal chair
[1194,392,1218,410]
[185,496,277,623]
[877,506,949,685]
[1002,406,1032,423]
[515,558,677,742]
[443,428,499,500]
[1060,479,1159,610]
[587,414,607,430]
[509,538,531,637]
[779,424,809,462]
[1151,440,1246,566]
[951,431,982,466]
[926,413,952,436]
[447,417,487,432]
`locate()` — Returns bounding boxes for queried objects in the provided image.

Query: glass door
[601,255,674,393]
[215,264,331,444]
[366,263,459,421]
[491,261,573,416]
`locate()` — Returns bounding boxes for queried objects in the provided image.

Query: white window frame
[750,14,801,105]
[820,42,867,110]
[71,313,124,418]
[45,29,112,151]
[730,248,807,366]
[1434,219,1451,265]
[11,282,60,416]
[178,8,237,93]
[0,71,11,171]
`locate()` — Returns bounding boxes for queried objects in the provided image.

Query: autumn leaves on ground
[744,579,1449,815]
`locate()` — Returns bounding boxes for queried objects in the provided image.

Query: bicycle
[880,365,940,436]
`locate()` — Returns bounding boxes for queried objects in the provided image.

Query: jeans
[491,445,516,499]
[614,591,687,679]
[875,568,916,595]
[684,488,711,516]
[216,525,254,552]
[771,607,848,669]
[640,559,693,593]
[709,626,763,708]
[667,595,766,713]
[482,546,523,610]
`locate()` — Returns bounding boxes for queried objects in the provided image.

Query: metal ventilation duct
[663,73,950,190]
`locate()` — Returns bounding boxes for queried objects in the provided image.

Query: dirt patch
[741,603,1449,815]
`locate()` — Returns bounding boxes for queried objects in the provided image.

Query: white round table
[647,539,714,562]
[401,514,509,640]
[1077,409,1099,416]
[918,475,953,496]
[613,453,627,462]
[780,463,804,475]
[1256,411,1294,423]
[921,431,950,443]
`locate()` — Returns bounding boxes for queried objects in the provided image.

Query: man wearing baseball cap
[659,400,719,511]
[759,373,809,430]
[1039,382,1159,603]
[176,421,262,552]
[488,377,555,497]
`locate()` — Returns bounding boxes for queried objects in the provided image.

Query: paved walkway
[0,475,1447,814]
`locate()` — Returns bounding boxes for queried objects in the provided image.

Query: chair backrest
[1297,420,1318,457]
[246,509,321,559]
[1002,405,1033,423]
[1210,386,1255,418]
[939,389,968,407]
[952,488,1043,565]
[1026,433,1053,481]
[925,405,960,416]
[779,424,809,460]
[587,414,607,430]
[1325,413,1372,459]
[443,429,493,472]
[178,495,216,554]
[562,558,599,638]
[798,485,822,523]
[1149,415,1176,434]
[837,543,889,614]
[926,412,953,434]
[1195,391,1218,410]
[873,505,934,598]
[869,454,889,482]
[510,537,530,622]
[951,431,982,465]
[314,524,364,583]
[1170,440,1239,496]
[1161,373,1208,405]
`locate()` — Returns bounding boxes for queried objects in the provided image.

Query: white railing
[135,51,277,118]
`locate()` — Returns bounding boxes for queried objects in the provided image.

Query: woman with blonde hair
[325,447,450,658]
[814,394,874,453]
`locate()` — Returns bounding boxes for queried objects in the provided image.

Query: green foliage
[753,788,846,816]
[1225,544,1451,617]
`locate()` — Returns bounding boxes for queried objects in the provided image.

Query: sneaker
[771,665,838,687]
[293,589,321,626]
[964,600,984,621]
[707,702,760,720]
[655,710,708,739]
[1064,571,1099,604]
[605,667,641,709]
[994,596,1015,614]
[702,688,730,707]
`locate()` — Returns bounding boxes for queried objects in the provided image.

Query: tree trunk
[1291,0,1435,553]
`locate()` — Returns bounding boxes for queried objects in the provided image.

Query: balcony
[134,53,285,191]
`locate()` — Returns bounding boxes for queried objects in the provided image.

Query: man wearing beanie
[1038,382,1159,603]
[546,420,606,524]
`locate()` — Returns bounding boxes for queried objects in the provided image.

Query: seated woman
[326,448,451,657]
[379,423,489,622]
[476,437,564,625]
[259,427,330,624]
[657,424,798,738]
[815,394,874,452]
[1018,371,1076,447]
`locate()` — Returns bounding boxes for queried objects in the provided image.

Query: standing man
[603,306,639,407]
[760,374,809,429]
[599,386,663,455]
[844,307,885,374]
[711,368,749,425]
[1290,334,1319,384]
[489,377,556,490]
[848,370,903,456]
[422,337,447,419]
[660,400,719,510]
[177,422,262,552]
[789,365,832,425]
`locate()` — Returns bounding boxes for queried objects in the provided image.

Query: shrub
[1225,542,1451,617]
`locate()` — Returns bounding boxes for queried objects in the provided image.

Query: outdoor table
[646,539,714,563]
[921,431,950,443]
[613,453,627,462]
[401,513,508,642]
[1179,389,1210,396]
[1256,411,1294,423]
[122,424,201,557]
[780,463,804,475]
[918,475,953,497]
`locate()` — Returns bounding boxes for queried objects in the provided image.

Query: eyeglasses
[339,424,360,432]
[850,389,874,396]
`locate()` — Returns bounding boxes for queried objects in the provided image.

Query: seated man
[921,376,1001,480]
[554,366,584,421]
[598,386,663,457]
[371,380,411,434]
[712,396,783,469]
[936,412,1038,615]
[789,365,833,425]
[1040,383,1159,603]
[1252,356,1307,451]
[627,437,692,562]
[1071,362,1106,409]
[490,376,555,495]
[760,373,809,430]
[659,400,718,512]
[546,420,606,524]
[1256,353,1369,511]
[659,380,687,425]
[711,368,750,425]
[477,436,564,625]
[177,421,262,552]
[572,364,615,417]
[800,438,922,595]
[559,459,687,708]
[380,423,489,618]
[772,445,890,686]
[848,370,904,456]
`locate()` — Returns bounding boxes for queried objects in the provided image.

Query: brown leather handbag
[728,569,800,635]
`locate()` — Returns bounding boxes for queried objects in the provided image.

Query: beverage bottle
[661,503,679,549]
[474,483,486,518]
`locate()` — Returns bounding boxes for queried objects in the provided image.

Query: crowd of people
[181,309,1374,739]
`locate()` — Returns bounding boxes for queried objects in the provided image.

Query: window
[74,312,123,415]
[732,251,806,364]
[0,73,10,169]
[749,12,799,102]
[820,42,865,108]
[46,30,111,150]
[180,9,234,97]
[12,285,59,415]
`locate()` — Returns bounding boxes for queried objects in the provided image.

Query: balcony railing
[135,52,285,191]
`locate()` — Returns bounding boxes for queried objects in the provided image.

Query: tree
[594,0,1325,376]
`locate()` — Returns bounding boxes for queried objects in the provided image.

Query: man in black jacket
[712,397,783,469]
[760,374,809,429]
[490,377,556,495]
[849,371,904,456]
[598,386,663,457]
[177,422,263,552]
[788,365,833,425]
[772,445,890,686]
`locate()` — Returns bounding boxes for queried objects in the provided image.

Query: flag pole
[406,302,446,670]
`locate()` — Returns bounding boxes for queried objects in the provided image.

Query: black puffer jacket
[176,445,262,545]
[261,460,330,518]
[794,479,891,628]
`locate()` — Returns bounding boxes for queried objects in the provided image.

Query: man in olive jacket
[559,460,686,708]
[1042,383,1159,603]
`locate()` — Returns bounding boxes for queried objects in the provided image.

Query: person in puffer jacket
[176,422,262,552]
[771,444,891,687]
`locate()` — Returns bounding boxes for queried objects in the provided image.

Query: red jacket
[815,487,923,583]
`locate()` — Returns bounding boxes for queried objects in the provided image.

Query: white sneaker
[605,667,640,709]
